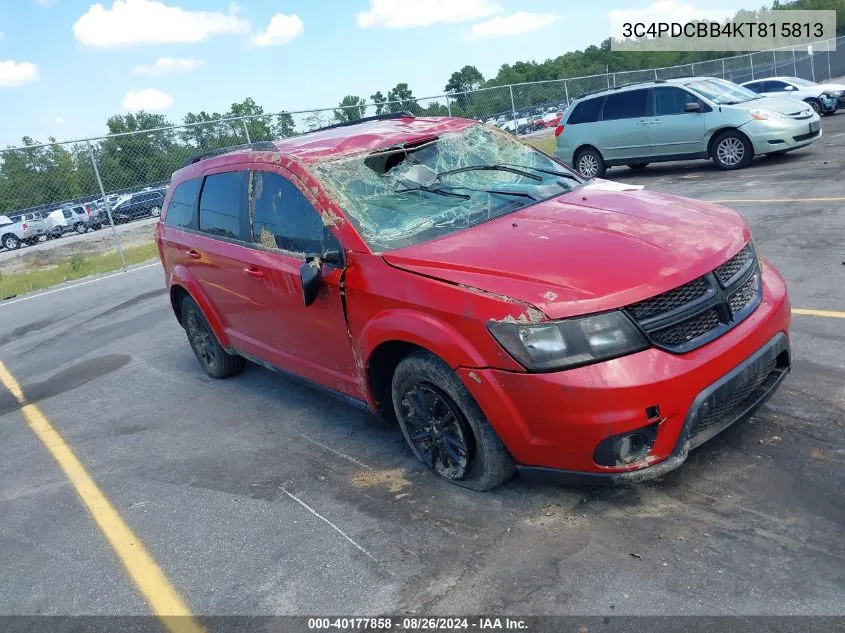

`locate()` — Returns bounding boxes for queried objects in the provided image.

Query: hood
[383,188,750,319]
[819,83,845,92]
[746,97,814,115]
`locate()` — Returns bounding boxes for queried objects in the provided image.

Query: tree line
[1,0,842,214]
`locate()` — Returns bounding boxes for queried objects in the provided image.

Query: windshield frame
[685,78,761,105]
[312,123,585,253]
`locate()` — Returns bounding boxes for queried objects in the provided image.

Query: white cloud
[74,0,250,48]
[357,0,502,29]
[56,117,67,125]
[0,61,39,87]
[249,13,304,47]
[35,0,54,5]
[133,57,205,76]
[467,12,559,40]
[122,88,173,111]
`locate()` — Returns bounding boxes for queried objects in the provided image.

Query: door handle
[651,119,663,124]
[243,267,265,279]
[187,249,201,259]
[636,120,649,125]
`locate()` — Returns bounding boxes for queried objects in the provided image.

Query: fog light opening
[593,423,659,468]
[614,433,647,464]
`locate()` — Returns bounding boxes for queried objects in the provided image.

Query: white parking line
[0,262,160,309]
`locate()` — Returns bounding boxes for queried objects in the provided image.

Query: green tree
[370,91,387,115]
[445,65,485,111]
[334,95,367,123]
[387,83,420,114]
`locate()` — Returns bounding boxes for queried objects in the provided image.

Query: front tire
[2,234,21,250]
[574,147,606,179]
[391,351,514,490]
[150,206,161,217]
[712,131,752,170]
[74,222,87,235]
[181,297,246,379]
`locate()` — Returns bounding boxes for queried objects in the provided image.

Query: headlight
[749,109,787,121]
[487,311,648,372]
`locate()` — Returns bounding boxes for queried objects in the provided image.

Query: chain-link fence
[1,36,843,298]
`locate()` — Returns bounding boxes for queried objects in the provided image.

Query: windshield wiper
[395,185,471,200]
[436,164,542,182]
[438,185,540,201]
[500,163,582,182]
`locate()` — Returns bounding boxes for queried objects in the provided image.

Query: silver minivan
[555,77,822,177]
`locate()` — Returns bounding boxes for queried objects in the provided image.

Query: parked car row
[553,76,832,178]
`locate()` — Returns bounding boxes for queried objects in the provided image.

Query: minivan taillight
[554,124,565,137]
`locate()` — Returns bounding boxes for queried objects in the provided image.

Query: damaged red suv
[155,113,791,490]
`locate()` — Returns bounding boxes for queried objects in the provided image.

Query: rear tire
[181,296,246,379]
[74,222,87,234]
[711,131,752,170]
[574,147,606,178]
[150,206,161,217]
[804,98,821,114]
[391,351,515,491]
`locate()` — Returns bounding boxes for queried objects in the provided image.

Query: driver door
[234,167,361,398]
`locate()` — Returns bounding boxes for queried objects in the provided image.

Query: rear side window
[744,81,763,93]
[567,97,603,124]
[602,89,649,120]
[250,171,335,255]
[199,172,244,239]
[764,80,789,92]
[165,178,201,229]
[63,210,73,219]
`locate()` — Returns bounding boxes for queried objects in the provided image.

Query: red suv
[155,113,791,490]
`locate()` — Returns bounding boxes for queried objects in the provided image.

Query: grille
[693,358,778,436]
[714,244,752,286]
[650,309,721,347]
[628,276,708,321]
[793,130,820,142]
[728,275,757,315]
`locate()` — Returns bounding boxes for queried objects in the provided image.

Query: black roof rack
[180,141,278,168]
[311,111,415,133]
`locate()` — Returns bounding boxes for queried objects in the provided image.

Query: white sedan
[741,76,842,115]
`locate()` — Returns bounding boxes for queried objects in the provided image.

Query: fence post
[827,39,832,81]
[242,120,252,144]
[446,95,452,117]
[563,80,570,107]
[86,140,126,270]
[772,50,776,75]
[792,47,797,75]
[810,46,816,82]
[750,54,755,79]
[509,85,517,133]
[654,69,658,80]
[721,58,726,78]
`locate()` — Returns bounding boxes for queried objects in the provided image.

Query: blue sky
[0,0,750,146]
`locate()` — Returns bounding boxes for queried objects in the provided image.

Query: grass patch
[525,133,557,156]
[1,242,159,299]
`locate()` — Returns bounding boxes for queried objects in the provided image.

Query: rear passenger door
[237,168,360,397]
[598,89,652,162]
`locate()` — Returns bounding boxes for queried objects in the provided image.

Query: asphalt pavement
[0,114,843,619]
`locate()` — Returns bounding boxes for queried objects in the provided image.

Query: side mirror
[785,85,797,91]
[300,256,322,307]
[684,102,702,113]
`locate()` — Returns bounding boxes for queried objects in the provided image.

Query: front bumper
[456,261,791,482]
[743,116,822,154]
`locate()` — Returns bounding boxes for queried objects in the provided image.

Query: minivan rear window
[602,89,649,120]
[568,97,603,124]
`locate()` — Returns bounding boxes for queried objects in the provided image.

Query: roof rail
[576,79,666,100]
[311,111,415,133]
[180,141,278,168]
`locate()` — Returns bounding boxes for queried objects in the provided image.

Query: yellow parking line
[709,197,845,203]
[793,308,845,319]
[0,359,204,633]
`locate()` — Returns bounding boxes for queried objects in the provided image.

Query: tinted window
[250,171,334,255]
[63,209,73,219]
[165,178,201,229]
[744,81,763,93]
[199,172,243,239]
[567,97,603,124]
[655,87,703,115]
[602,89,649,120]
[764,80,788,92]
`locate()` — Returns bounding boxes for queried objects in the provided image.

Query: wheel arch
[707,126,753,158]
[167,266,230,346]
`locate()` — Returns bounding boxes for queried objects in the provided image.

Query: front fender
[168,264,230,347]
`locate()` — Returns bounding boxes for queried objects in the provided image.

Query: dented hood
[382,189,750,319]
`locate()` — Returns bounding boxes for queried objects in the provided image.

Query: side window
[250,171,337,256]
[165,178,201,229]
[655,87,704,115]
[602,89,649,120]
[63,209,73,219]
[744,81,762,93]
[199,171,244,240]
[567,97,603,124]
[764,80,788,92]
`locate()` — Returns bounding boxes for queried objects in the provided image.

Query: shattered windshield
[312,124,582,251]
